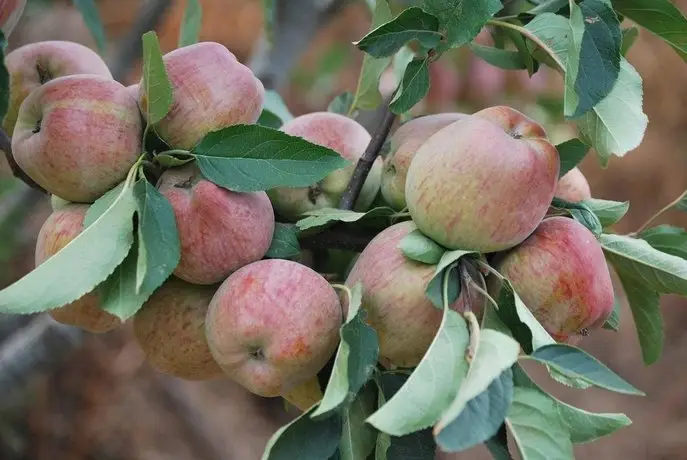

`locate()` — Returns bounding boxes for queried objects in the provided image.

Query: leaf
[265,223,301,259]
[581,198,630,227]
[485,425,513,460]
[549,198,603,236]
[296,207,396,232]
[366,271,470,436]
[355,7,442,58]
[425,250,478,309]
[602,294,621,331]
[613,0,687,61]
[398,229,446,265]
[262,0,276,44]
[71,0,107,52]
[179,0,202,48]
[141,31,173,126]
[339,384,377,460]
[389,58,430,114]
[527,344,644,395]
[621,26,640,56]
[155,153,195,168]
[528,0,567,14]
[313,284,380,418]
[192,125,349,192]
[556,139,590,177]
[0,32,9,121]
[258,110,283,129]
[262,404,342,460]
[328,92,355,115]
[640,225,687,259]
[506,388,574,460]
[0,183,136,315]
[133,179,180,294]
[422,0,503,50]
[262,90,294,126]
[469,43,528,70]
[386,429,436,459]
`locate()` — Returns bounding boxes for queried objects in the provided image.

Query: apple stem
[464,311,481,364]
[474,259,505,281]
[0,128,46,193]
[632,189,687,235]
[338,105,397,210]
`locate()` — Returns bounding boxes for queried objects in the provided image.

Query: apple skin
[50,194,71,211]
[138,41,264,150]
[205,259,342,398]
[0,0,26,38]
[381,113,468,210]
[555,167,592,203]
[345,221,486,368]
[133,277,224,381]
[12,74,143,203]
[35,204,119,333]
[490,216,614,342]
[158,164,275,285]
[267,112,381,220]
[405,106,560,253]
[3,40,112,135]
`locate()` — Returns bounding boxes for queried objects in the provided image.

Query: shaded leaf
[265,223,301,259]
[389,58,430,114]
[179,0,202,47]
[141,31,173,125]
[398,229,446,265]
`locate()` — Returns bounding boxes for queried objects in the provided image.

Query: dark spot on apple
[250,347,265,360]
[33,118,42,134]
[36,63,52,84]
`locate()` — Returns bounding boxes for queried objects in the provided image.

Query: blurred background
[1,0,687,458]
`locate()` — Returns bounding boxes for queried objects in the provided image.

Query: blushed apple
[0,0,26,38]
[555,167,592,203]
[405,105,559,253]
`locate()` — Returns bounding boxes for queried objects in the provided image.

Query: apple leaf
[549,198,603,236]
[328,92,354,116]
[468,43,528,70]
[525,344,644,395]
[262,0,276,44]
[602,294,622,331]
[355,7,442,58]
[265,223,301,259]
[338,384,377,460]
[639,225,687,259]
[84,182,126,227]
[389,58,430,114]
[192,125,349,192]
[0,181,136,315]
[178,0,202,48]
[154,152,196,169]
[262,403,342,460]
[556,139,590,177]
[141,31,173,126]
[296,207,397,232]
[613,0,687,61]
[259,90,294,129]
[621,26,640,56]
[485,425,512,460]
[424,251,478,309]
[313,283,380,418]
[257,110,283,129]
[398,229,446,265]
[0,32,8,121]
[422,0,503,50]
[71,0,107,52]
[581,198,630,228]
[527,0,567,14]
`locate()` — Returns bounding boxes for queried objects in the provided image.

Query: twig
[0,128,46,193]
[338,105,396,210]
[632,190,687,236]
[299,229,374,252]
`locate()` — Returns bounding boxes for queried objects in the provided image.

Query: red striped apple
[555,167,592,203]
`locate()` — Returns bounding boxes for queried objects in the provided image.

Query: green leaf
[141,31,173,126]
[602,294,621,331]
[133,179,180,294]
[179,0,202,48]
[556,139,590,177]
[192,125,349,192]
[258,110,283,129]
[0,32,9,121]
[640,225,687,259]
[339,384,378,460]
[262,0,276,44]
[265,223,301,259]
[621,25,640,56]
[507,388,574,460]
[262,90,294,126]
[313,284,380,418]
[422,0,503,50]
[469,43,527,70]
[549,198,603,236]
[154,152,195,168]
[328,92,355,115]
[528,0,567,14]
[262,404,342,460]
[295,207,396,232]
[0,182,136,315]
[366,272,470,436]
[505,28,539,75]
[527,344,644,395]
[425,250,478,309]
[581,198,630,228]
[71,0,107,52]
[386,429,436,459]
[355,7,442,58]
[613,0,687,61]
[398,229,446,265]
[389,58,430,114]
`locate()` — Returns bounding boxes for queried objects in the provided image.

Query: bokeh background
[1,0,687,458]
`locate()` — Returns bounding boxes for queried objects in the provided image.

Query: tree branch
[0,128,46,193]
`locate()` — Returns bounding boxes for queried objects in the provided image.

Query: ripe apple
[205,259,342,398]
[3,40,112,135]
[405,105,559,253]
[138,41,264,150]
[491,216,614,342]
[35,204,119,333]
[158,163,275,285]
[345,221,486,368]
[50,194,71,211]
[0,0,26,38]
[133,277,224,381]
[12,74,143,203]
[268,112,381,220]
[381,113,467,210]
[555,167,592,203]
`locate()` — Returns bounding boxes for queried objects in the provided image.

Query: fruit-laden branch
[338,105,397,210]
[0,128,45,193]
[299,228,375,252]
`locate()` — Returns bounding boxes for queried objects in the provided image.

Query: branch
[338,105,396,210]
[0,128,46,193]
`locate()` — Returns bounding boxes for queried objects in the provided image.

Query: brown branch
[0,128,46,193]
[338,105,396,210]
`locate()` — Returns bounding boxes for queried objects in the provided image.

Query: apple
[381,113,467,210]
[12,74,143,203]
[50,194,71,211]
[3,40,112,135]
[0,0,26,38]
[133,276,224,381]
[35,204,119,333]
[405,105,559,253]
[268,112,381,220]
[490,216,614,342]
[555,167,592,203]
[205,259,342,398]
[345,220,486,368]
[158,163,275,285]
[138,41,264,150]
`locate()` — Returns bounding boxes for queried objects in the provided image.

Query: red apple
[555,167,592,203]
[0,0,25,38]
